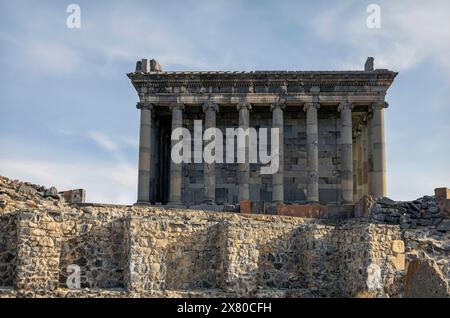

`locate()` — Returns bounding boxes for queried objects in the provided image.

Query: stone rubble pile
[370,195,446,229]
[0,176,67,212]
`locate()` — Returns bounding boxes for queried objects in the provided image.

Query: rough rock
[405,258,449,297]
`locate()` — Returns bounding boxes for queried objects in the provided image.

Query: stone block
[435,187,450,218]
[59,189,86,204]
[391,240,405,254]
[239,200,251,214]
[251,201,265,214]
[318,189,338,204]
[390,253,405,271]
[276,204,328,218]
[354,195,372,218]
[434,187,450,200]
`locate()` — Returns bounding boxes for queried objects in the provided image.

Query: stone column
[304,101,320,203]
[362,121,369,196]
[270,99,285,204]
[202,101,219,204]
[137,102,153,203]
[168,103,185,205]
[338,101,354,204]
[352,134,357,202]
[357,125,364,199]
[370,101,388,198]
[237,102,252,202]
[367,113,374,195]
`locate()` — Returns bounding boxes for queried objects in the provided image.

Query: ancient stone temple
[128,58,397,208]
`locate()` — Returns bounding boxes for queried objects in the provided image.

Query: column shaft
[271,101,285,203]
[370,102,388,198]
[304,102,319,202]
[169,103,184,205]
[203,101,219,204]
[237,102,251,201]
[137,102,153,203]
[362,123,369,196]
[357,129,364,199]
[338,101,354,204]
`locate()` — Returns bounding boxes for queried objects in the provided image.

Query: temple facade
[128,58,397,208]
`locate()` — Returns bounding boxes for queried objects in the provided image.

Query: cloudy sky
[0,0,449,204]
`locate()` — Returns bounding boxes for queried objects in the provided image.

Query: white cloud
[87,131,119,152]
[311,1,450,73]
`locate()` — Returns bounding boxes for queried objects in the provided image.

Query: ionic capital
[338,101,354,112]
[202,100,219,113]
[270,97,286,111]
[303,102,320,112]
[169,103,185,112]
[371,101,389,111]
[236,101,252,111]
[136,102,154,111]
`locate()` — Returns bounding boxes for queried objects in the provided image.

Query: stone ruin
[0,175,448,298]
[0,59,448,298]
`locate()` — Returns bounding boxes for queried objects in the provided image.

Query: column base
[190,203,222,212]
[165,202,186,209]
[134,201,152,206]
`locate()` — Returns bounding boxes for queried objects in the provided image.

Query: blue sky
[0,0,449,204]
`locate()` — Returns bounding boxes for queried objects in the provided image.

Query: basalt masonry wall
[0,212,17,287]
[180,107,342,206]
[1,176,449,298]
[1,208,407,298]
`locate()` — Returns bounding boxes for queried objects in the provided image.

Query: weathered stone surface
[392,240,405,254]
[405,258,449,298]
[354,195,373,218]
[390,254,405,271]
[370,195,445,229]
[44,187,60,199]
[437,220,450,232]
[435,187,450,218]
[276,203,328,218]
[0,175,449,298]
[377,197,396,206]
[239,200,251,214]
[59,189,85,204]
